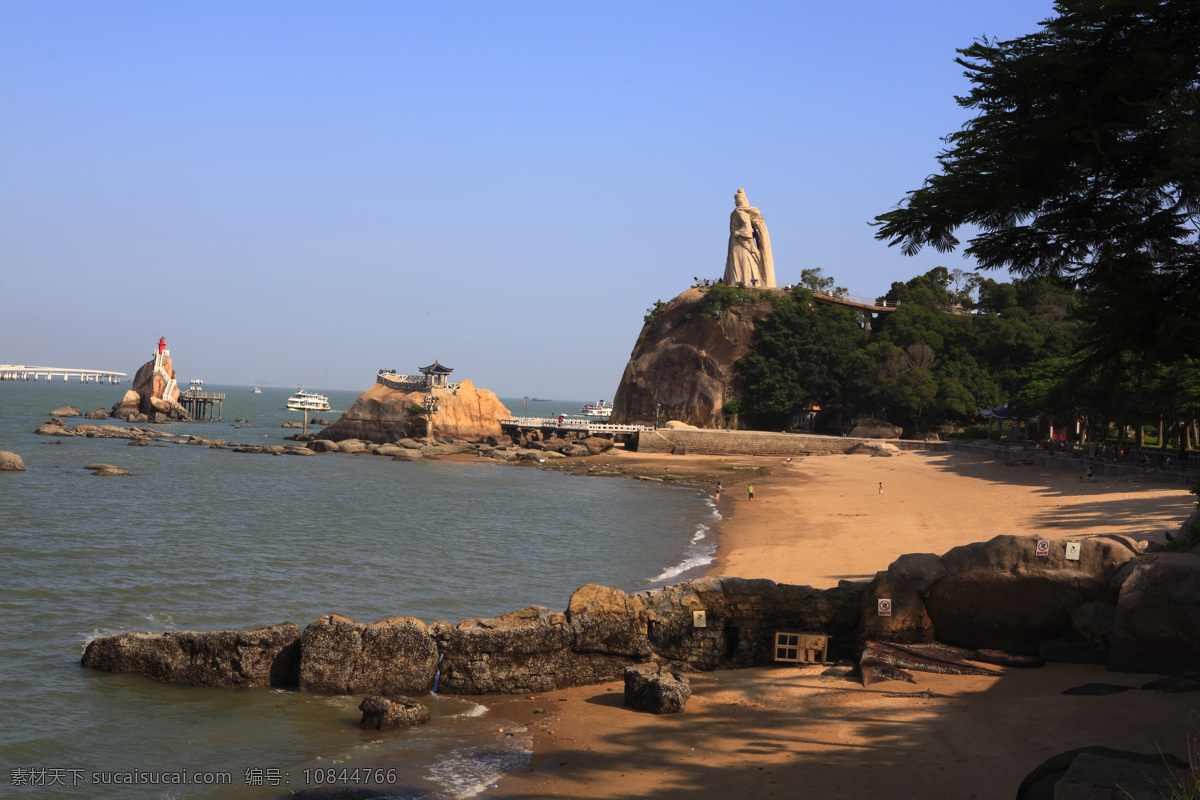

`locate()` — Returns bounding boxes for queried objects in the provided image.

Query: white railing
[376,371,429,391]
[499,417,650,433]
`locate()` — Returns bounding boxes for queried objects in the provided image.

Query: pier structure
[0,365,127,383]
[500,417,650,443]
[179,380,224,421]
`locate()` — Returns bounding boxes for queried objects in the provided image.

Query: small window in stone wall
[774,632,829,664]
[775,632,800,661]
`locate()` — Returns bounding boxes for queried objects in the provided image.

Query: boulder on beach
[849,419,903,439]
[623,664,691,714]
[358,696,430,730]
[1109,552,1200,674]
[924,535,1140,655]
[845,441,901,457]
[0,451,26,471]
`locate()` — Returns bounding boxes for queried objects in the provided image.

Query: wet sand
[492,447,1198,799]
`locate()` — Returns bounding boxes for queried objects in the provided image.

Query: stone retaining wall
[631,428,940,456]
[81,578,864,695]
[81,534,1200,695]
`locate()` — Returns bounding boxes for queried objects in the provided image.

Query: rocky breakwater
[81,577,863,694]
[110,350,190,422]
[610,286,777,428]
[81,534,1200,700]
[316,379,509,444]
[860,533,1200,674]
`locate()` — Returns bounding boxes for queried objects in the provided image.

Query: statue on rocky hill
[723,188,775,288]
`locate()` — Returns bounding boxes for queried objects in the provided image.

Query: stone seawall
[82,577,863,694]
[631,429,941,456]
[81,534,1200,695]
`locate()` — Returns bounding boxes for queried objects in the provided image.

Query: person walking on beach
[878,481,883,495]
[715,482,722,502]
[748,484,755,501]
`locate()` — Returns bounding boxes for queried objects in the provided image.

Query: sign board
[1065,542,1081,561]
[1035,540,1051,557]
[692,610,707,628]
[877,599,892,617]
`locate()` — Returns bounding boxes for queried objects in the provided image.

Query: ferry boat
[579,400,613,418]
[286,389,330,412]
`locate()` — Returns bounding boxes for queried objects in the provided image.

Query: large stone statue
[723,188,775,288]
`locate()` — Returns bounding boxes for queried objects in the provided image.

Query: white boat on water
[580,400,613,418]
[286,389,330,412]
[251,387,261,394]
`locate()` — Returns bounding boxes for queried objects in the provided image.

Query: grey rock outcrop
[80,623,301,688]
[886,553,947,595]
[1109,553,1200,674]
[85,463,132,476]
[436,606,577,695]
[861,570,935,644]
[1016,746,1192,800]
[848,419,903,439]
[0,451,25,472]
[1054,751,1190,800]
[299,615,438,696]
[610,287,777,428]
[358,696,430,730]
[623,664,691,714]
[924,535,1139,654]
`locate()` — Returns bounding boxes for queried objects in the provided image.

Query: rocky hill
[316,379,509,443]
[610,286,776,428]
[110,352,189,422]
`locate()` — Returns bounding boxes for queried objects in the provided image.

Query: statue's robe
[723,207,775,288]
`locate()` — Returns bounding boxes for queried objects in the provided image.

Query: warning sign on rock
[877,599,892,617]
[1035,539,1051,557]
[1065,542,1081,561]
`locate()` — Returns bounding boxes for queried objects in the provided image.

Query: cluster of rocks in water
[32,416,616,464]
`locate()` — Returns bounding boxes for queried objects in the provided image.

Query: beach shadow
[582,690,626,709]
[922,452,1193,535]
[493,663,1199,800]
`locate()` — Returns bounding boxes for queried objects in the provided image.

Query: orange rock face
[610,287,776,428]
[317,379,510,443]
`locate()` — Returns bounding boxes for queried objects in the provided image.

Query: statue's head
[734,188,748,208]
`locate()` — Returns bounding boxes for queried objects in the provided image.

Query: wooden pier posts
[178,391,224,421]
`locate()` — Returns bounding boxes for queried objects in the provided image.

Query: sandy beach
[493,448,1199,799]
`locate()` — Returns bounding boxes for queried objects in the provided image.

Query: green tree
[736,291,866,429]
[873,0,1200,366]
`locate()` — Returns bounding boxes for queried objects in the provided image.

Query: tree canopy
[873,0,1200,367]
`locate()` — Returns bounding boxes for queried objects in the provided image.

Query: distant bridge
[0,364,127,384]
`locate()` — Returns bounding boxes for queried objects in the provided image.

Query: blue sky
[1,0,1055,398]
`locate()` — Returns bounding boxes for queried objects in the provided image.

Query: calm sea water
[0,382,718,799]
